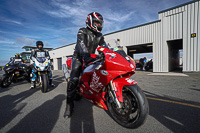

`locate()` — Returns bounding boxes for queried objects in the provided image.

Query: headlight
[36,66,40,70]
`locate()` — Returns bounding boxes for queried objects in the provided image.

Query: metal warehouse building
[49,0,200,72]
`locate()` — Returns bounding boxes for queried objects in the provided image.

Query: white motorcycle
[33,57,51,93]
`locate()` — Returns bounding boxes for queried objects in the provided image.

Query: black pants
[66,58,82,103]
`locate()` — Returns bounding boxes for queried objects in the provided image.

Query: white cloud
[0,40,14,44]
[15,37,36,46]
[45,0,137,34]
[0,19,22,25]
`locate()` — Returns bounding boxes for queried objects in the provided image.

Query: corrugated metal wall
[183,1,200,71]
[104,21,160,47]
[158,0,200,72]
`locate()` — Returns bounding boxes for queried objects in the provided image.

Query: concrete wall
[49,43,75,70]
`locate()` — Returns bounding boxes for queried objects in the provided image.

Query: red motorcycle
[64,41,149,128]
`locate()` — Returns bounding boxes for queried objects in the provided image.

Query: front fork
[38,71,48,84]
[109,80,122,108]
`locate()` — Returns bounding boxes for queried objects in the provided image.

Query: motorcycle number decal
[37,52,45,57]
[106,53,116,59]
[100,70,108,76]
[90,72,103,92]
[125,78,136,84]
[130,64,134,68]
[125,56,130,60]
[15,59,22,61]
[99,48,105,51]
[39,63,46,67]
[106,53,116,57]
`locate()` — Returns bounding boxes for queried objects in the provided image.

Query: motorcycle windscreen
[113,49,131,63]
[36,52,45,57]
[83,62,102,73]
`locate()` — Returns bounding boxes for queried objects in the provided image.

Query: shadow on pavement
[0,89,38,129]
[144,91,200,133]
[0,81,31,93]
[69,99,95,133]
[7,94,65,133]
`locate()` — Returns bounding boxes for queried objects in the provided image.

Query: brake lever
[92,58,102,64]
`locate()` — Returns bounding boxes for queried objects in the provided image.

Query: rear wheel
[140,65,143,71]
[41,74,48,93]
[106,85,149,128]
[0,75,12,88]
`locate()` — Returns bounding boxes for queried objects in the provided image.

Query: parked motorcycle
[135,61,142,69]
[145,59,153,71]
[32,57,51,93]
[0,62,31,88]
[63,40,149,128]
[62,57,72,82]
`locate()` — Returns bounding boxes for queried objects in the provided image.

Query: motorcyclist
[8,57,14,64]
[13,53,24,64]
[30,41,55,89]
[139,57,147,70]
[64,12,106,118]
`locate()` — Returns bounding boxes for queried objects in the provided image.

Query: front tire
[41,74,48,93]
[145,66,150,71]
[106,85,149,128]
[0,74,12,88]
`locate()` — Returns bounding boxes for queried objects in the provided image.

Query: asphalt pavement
[0,70,199,133]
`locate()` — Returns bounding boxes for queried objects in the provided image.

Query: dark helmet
[86,12,104,33]
[15,53,20,58]
[36,41,44,50]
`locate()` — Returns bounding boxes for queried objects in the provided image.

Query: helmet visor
[93,20,104,28]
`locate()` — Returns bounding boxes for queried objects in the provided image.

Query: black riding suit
[67,27,106,103]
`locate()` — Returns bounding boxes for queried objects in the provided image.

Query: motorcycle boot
[49,79,55,87]
[48,70,55,87]
[30,81,35,89]
[64,100,74,118]
[64,80,77,118]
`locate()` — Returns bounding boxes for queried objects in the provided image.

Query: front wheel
[145,66,150,71]
[106,85,149,128]
[41,74,48,93]
[0,74,12,88]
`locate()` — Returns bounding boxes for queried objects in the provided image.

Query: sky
[0,0,192,65]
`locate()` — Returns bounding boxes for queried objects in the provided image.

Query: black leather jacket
[73,27,106,62]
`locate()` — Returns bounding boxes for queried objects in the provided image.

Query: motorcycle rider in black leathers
[64,12,106,117]
[13,53,24,64]
[30,41,55,89]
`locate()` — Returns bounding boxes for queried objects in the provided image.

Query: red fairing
[112,77,138,102]
[66,57,72,69]
[97,47,135,72]
[78,46,137,109]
